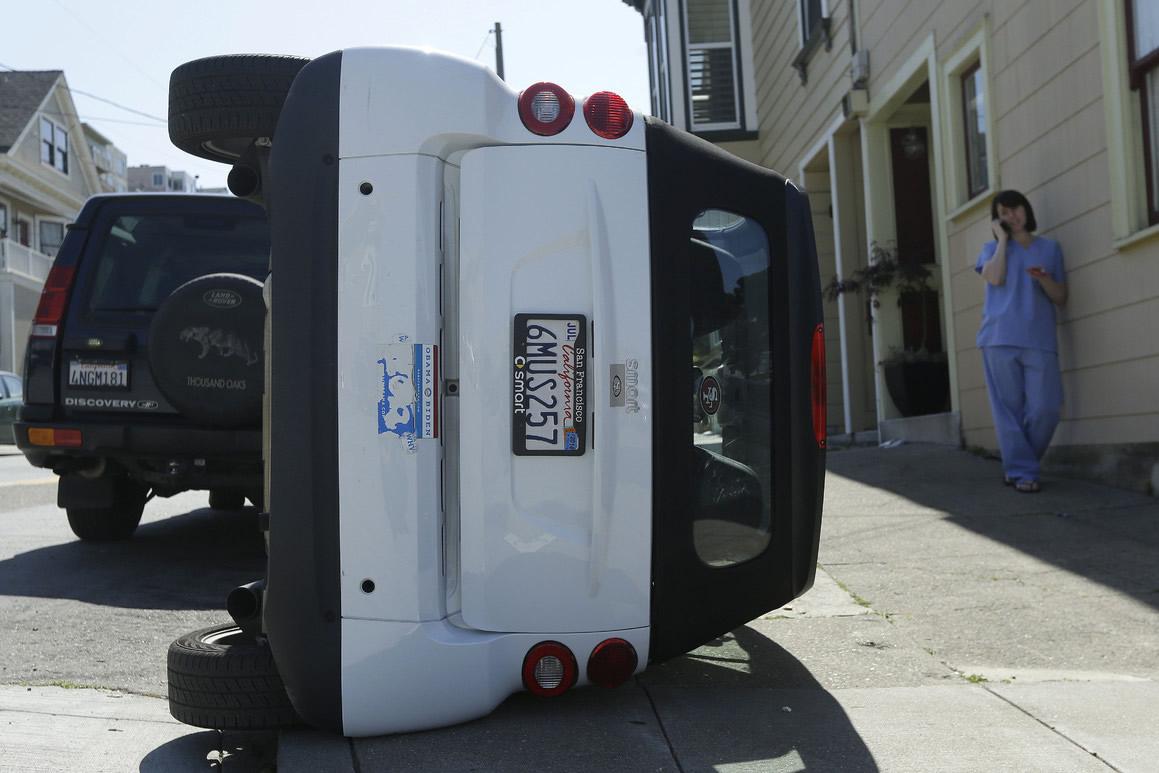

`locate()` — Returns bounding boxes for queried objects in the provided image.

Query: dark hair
[990,190,1037,232]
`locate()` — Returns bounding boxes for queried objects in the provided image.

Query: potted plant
[823,243,950,417]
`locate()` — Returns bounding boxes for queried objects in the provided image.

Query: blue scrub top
[974,236,1065,352]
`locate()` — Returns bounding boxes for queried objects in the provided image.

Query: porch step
[878,411,961,447]
[828,429,880,448]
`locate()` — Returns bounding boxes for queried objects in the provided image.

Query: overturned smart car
[165,47,826,737]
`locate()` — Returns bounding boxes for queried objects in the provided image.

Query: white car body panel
[332,47,652,730]
[341,619,649,736]
[339,47,645,160]
[457,145,652,634]
[337,153,445,623]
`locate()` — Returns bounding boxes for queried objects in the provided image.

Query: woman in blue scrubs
[975,190,1067,493]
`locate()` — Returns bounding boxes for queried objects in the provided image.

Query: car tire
[168,623,298,730]
[64,475,149,541]
[148,273,265,428]
[209,489,246,511]
[168,54,310,165]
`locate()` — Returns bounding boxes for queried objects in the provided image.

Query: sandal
[1014,479,1041,493]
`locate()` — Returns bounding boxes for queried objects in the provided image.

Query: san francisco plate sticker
[512,314,587,456]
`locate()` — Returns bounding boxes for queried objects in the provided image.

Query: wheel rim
[202,625,248,646]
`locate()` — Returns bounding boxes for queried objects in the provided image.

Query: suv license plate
[69,360,129,389]
[512,313,587,456]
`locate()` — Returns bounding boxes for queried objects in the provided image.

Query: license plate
[512,314,587,456]
[69,360,129,389]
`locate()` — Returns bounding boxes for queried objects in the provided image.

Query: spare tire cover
[149,273,265,428]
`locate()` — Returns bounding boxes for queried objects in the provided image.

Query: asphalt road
[0,448,265,697]
[0,447,55,486]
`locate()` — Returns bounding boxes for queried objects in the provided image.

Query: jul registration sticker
[512,314,587,456]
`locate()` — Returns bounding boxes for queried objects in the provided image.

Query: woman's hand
[991,218,1009,242]
[1027,266,1067,306]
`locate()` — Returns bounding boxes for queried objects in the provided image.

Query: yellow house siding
[932,1,1159,466]
[735,0,1156,477]
[1060,299,1159,372]
[861,1,944,84]
[1054,414,1159,447]
[750,0,849,181]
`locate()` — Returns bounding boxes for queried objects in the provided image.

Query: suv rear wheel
[64,473,150,541]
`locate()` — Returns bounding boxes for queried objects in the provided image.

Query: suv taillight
[31,265,76,338]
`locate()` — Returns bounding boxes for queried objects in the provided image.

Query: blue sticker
[377,357,416,438]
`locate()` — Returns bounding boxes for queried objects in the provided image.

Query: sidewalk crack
[639,680,685,773]
[980,686,1124,772]
[349,736,363,773]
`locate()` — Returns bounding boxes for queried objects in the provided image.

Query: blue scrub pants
[981,346,1062,482]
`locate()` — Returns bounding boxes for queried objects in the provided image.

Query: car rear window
[690,209,773,568]
[86,212,269,313]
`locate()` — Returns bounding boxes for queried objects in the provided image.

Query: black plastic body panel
[644,117,826,661]
[262,51,345,734]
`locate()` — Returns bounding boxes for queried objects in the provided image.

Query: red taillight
[27,427,83,447]
[32,265,76,337]
[518,82,575,136]
[522,641,578,697]
[583,92,633,139]
[586,638,638,688]
[810,324,826,448]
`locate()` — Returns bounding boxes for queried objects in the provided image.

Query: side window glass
[690,209,773,567]
[3,376,21,399]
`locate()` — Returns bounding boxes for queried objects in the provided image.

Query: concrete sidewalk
[3,443,1156,771]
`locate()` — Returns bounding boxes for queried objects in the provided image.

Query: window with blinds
[684,0,740,131]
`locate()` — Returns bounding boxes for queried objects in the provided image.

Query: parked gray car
[0,370,20,444]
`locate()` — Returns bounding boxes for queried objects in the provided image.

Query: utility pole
[494,22,505,81]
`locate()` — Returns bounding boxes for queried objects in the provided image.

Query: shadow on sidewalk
[828,444,1159,613]
[0,507,265,609]
[639,624,879,771]
[140,730,277,772]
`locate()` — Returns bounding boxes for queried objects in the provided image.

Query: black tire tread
[64,476,148,541]
[168,54,309,163]
[167,624,298,730]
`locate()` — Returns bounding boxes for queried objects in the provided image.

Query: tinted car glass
[689,209,773,567]
[86,213,269,313]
